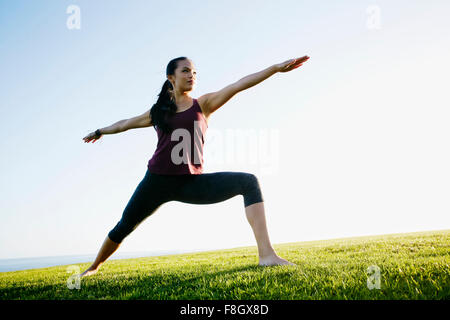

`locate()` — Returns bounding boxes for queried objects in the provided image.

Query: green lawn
[1,230,448,300]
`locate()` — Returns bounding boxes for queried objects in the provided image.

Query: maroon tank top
[147,98,208,175]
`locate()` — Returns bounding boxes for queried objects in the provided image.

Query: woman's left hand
[276,55,310,73]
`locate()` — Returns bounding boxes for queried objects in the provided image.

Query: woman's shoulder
[196,95,210,121]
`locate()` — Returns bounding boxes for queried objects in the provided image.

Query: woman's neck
[174,93,192,106]
[173,87,190,99]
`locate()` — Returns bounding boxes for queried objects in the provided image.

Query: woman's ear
[167,76,175,87]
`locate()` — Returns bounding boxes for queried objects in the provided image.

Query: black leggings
[108,170,264,244]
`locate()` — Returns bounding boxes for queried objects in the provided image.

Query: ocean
[0,250,194,272]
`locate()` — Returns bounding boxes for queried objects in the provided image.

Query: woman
[81,55,310,277]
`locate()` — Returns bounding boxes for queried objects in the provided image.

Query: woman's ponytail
[150,57,188,134]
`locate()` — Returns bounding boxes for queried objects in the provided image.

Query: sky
[0,0,449,260]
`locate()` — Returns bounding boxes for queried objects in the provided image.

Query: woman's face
[169,59,197,92]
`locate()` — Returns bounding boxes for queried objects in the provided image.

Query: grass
[0,230,449,300]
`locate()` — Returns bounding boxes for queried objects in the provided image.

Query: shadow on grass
[1,262,306,300]
[79,263,296,300]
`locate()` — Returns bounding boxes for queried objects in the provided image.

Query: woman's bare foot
[258,254,296,266]
[80,266,99,278]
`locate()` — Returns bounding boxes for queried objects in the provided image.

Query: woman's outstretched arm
[199,55,310,117]
[82,120,125,143]
[82,109,152,143]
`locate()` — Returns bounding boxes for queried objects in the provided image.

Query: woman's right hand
[83,131,101,143]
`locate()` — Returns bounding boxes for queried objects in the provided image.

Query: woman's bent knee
[242,173,264,207]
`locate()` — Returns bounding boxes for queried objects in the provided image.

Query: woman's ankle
[258,247,276,259]
[88,262,102,271]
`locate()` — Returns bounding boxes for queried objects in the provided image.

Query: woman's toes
[80,268,98,278]
[258,255,296,266]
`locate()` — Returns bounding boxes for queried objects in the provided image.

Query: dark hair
[150,56,188,134]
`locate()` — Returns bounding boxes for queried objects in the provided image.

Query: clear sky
[1,0,449,260]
